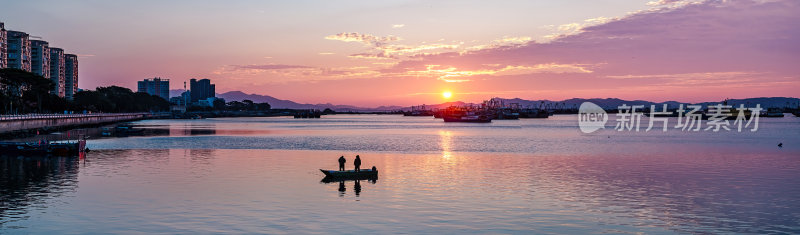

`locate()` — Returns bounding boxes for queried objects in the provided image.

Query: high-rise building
[64,54,78,100]
[0,22,7,69]
[49,47,65,97]
[189,78,215,102]
[1,23,78,99]
[7,30,32,72]
[137,77,170,100]
[30,40,50,78]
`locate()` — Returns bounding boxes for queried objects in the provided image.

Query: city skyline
[0,0,797,107]
[0,21,79,99]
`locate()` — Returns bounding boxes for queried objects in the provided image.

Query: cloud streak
[390,0,800,82]
[325,32,400,47]
[232,64,312,70]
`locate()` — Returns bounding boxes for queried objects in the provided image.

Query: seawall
[0,113,157,135]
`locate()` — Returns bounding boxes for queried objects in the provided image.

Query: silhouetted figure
[338,156,346,171]
[778,142,783,148]
[371,166,377,171]
[354,180,362,196]
[354,155,362,172]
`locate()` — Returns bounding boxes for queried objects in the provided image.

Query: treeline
[72,86,170,113]
[0,68,169,114]
[225,100,271,111]
[187,99,271,112]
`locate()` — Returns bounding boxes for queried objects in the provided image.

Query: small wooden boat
[320,169,378,179]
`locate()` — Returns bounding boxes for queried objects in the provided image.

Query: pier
[0,113,168,134]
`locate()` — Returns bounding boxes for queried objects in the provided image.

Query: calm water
[2,114,799,234]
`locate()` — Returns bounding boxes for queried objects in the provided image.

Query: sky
[1,0,798,107]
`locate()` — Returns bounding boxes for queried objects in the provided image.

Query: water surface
[1,114,799,234]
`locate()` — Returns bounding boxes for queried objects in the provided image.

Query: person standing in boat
[354,155,362,172]
[338,156,346,171]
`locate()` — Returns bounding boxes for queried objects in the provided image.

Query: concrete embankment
[0,113,160,138]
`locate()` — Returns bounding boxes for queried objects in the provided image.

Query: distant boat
[443,114,492,123]
[518,109,550,118]
[763,108,785,118]
[320,169,378,180]
[294,110,322,118]
[440,106,492,123]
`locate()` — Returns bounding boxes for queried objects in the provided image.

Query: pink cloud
[209,0,800,106]
[390,0,800,82]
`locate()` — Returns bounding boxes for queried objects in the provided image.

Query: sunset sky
[1,0,798,107]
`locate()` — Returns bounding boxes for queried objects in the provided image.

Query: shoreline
[0,117,149,140]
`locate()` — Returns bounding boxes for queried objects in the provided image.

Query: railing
[0,112,153,121]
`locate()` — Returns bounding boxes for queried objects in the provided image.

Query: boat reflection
[321,177,377,197]
[320,176,377,184]
[0,155,80,223]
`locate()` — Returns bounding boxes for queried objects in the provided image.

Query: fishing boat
[294,109,322,118]
[518,108,550,118]
[403,105,434,116]
[440,106,492,123]
[320,169,378,180]
[443,114,492,123]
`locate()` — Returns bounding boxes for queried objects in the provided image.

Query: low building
[169,91,191,106]
[196,97,223,108]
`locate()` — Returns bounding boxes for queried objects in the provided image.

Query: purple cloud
[390,0,800,78]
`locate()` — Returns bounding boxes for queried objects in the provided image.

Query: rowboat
[320,169,378,180]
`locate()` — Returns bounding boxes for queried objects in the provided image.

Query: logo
[578,102,608,133]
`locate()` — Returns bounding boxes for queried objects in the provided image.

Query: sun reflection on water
[439,130,453,160]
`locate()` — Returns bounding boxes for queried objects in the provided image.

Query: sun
[442,91,453,99]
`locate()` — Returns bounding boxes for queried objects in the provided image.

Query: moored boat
[443,114,492,123]
[762,108,784,118]
[0,140,85,156]
[440,106,492,123]
[403,105,434,116]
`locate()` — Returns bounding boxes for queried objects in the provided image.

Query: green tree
[0,68,64,114]
[70,86,169,113]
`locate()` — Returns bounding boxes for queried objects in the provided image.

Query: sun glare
[442,91,453,99]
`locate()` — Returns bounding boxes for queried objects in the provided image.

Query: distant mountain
[215,91,404,111]
[169,89,187,98]
[169,89,799,111]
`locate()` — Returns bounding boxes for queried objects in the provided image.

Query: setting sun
[442,91,453,99]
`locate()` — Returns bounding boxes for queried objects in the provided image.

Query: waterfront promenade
[0,112,169,134]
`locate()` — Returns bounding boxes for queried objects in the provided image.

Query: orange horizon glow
[3,0,797,107]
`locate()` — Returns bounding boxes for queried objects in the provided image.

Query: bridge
[0,112,170,134]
